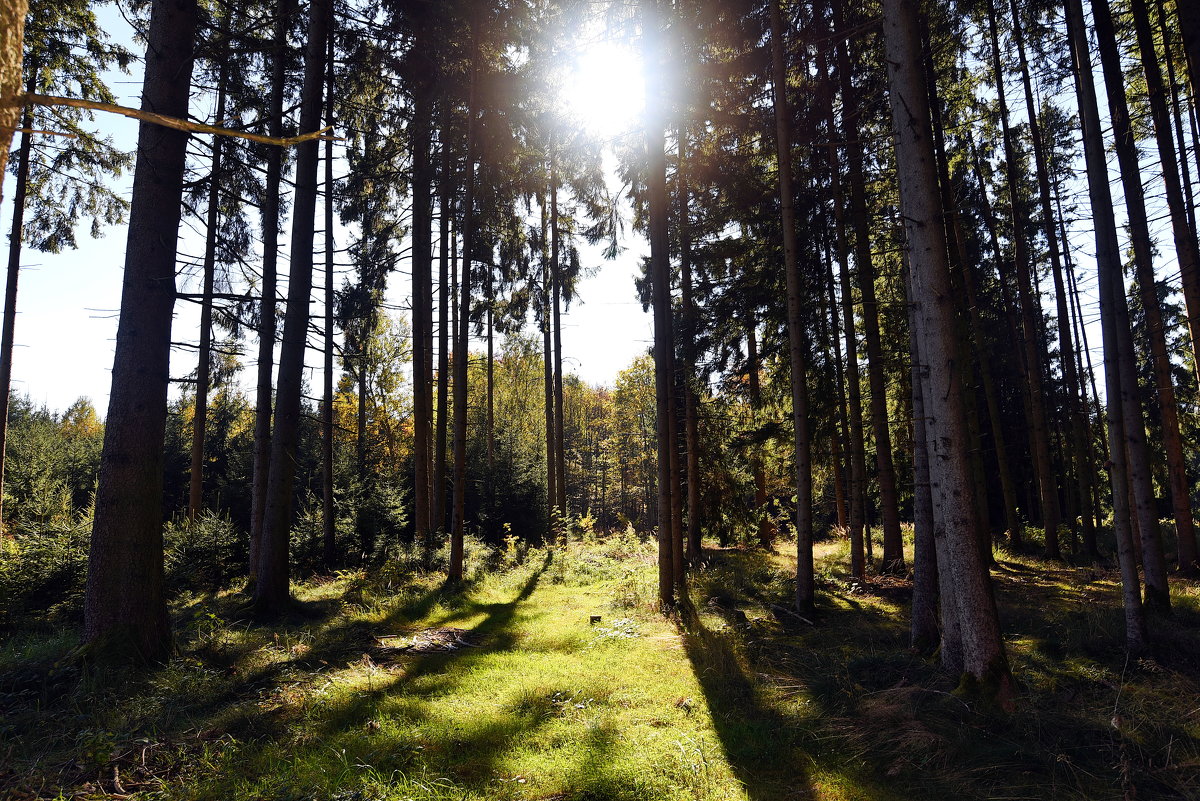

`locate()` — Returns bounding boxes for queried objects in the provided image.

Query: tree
[84,0,198,660]
[880,0,1010,698]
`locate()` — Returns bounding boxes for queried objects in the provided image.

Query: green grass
[1,531,1199,800]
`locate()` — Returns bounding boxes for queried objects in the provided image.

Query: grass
[1,530,1199,800]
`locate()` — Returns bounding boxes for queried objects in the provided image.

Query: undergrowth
[1,532,1198,800]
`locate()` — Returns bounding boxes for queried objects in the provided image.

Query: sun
[562,40,645,139]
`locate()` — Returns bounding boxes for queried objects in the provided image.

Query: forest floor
[2,531,1200,800]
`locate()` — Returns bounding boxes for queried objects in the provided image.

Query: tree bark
[321,33,336,568]
[434,130,453,542]
[906,262,938,654]
[678,119,702,563]
[881,0,1010,696]
[255,0,332,614]
[0,76,34,531]
[1093,0,1173,609]
[768,0,814,612]
[1065,0,1149,651]
[251,0,293,580]
[986,1,1061,559]
[85,0,197,659]
[540,194,556,539]
[410,36,434,555]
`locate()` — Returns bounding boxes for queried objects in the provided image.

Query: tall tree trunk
[768,0,814,612]
[0,0,29,205]
[540,195,556,539]
[0,76,34,531]
[85,0,197,659]
[823,242,851,533]
[1158,0,1197,233]
[678,120,702,563]
[321,34,336,568]
[410,42,434,556]
[251,0,292,582]
[987,1,1061,559]
[1176,0,1200,121]
[255,0,332,614]
[1065,0,1149,650]
[1091,0,1172,609]
[1129,0,1200,574]
[1009,0,1095,561]
[881,0,1010,697]
[838,2,903,573]
[188,26,229,523]
[434,132,453,542]
[450,20,479,582]
[828,19,867,576]
[551,156,568,533]
[644,0,677,606]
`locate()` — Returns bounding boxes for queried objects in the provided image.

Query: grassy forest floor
[2,531,1200,801]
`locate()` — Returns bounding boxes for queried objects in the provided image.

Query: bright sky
[0,9,653,416]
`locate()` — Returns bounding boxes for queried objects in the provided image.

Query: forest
[1,0,1200,797]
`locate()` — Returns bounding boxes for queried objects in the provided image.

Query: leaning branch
[19,93,340,147]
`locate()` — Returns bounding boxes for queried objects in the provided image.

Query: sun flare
[563,41,645,138]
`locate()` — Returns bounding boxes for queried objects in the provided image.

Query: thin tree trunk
[823,240,851,533]
[838,3,902,573]
[85,0,197,659]
[645,0,677,606]
[551,156,568,533]
[321,34,336,568]
[1065,0,1149,651]
[1158,0,1197,234]
[251,0,292,581]
[1093,0,1174,608]
[541,194,556,539]
[881,0,1010,697]
[450,20,478,582]
[0,76,34,531]
[410,42,434,556]
[1129,0,1200,573]
[255,0,332,614]
[189,47,229,522]
[679,119,702,563]
[987,1,1061,559]
[768,0,814,612]
[434,134,453,541]
[1176,0,1200,129]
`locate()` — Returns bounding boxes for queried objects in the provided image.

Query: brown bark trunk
[881,0,1010,696]
[434,128,453,542]
[250,0,292,582]
[321,35,336,568]
[906,261,938,654]
[1065,0,1149,651]
[679,120,702,563]
[85,0,196,659]
[768,0,814,612]
[255,0,332,614]
[1093,0,1174,609]
[410,40,434,555]
[0,77,33,532]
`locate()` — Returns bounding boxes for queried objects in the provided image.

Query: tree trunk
[0,77,34,531]
[768,0,814,612]
[1065,0,1149,651]
[255,0,332,614]
[1177,0,1200,118]
[746,319,775,550]
[540,195,556,539]
[1093,0,1173,609]
[0,0,29,206]
[251,0,292,582]
[434,127,453,542]
[85,0,197,659]
[838,4,902,573]
[678,119,702,563]
[321,34,336,568]
[987,1,1061,559]
[906,262,938,654]
[410,44,434,556]
[551,156,568,534]
[881,0,1010,697]
[450,21,479,582]
[1158,0,1197,234]
[1129,0,1200,574]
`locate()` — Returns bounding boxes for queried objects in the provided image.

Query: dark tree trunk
[434,132,453,542]
[678,120,702,563]
[0,77,34,530]
[987,1,1061,559]
[540,196,556,538]
[768,0,814,612]
[85,0,197,659]
[321,35,336,568]
[1065,0,1149,651]
[410,39,435,555]
[188,28,229,523]
[255,0,332,614]
[250,0,292,581]
[906,262,938,654]
[746,319,774,550]
[551,157,568,533]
